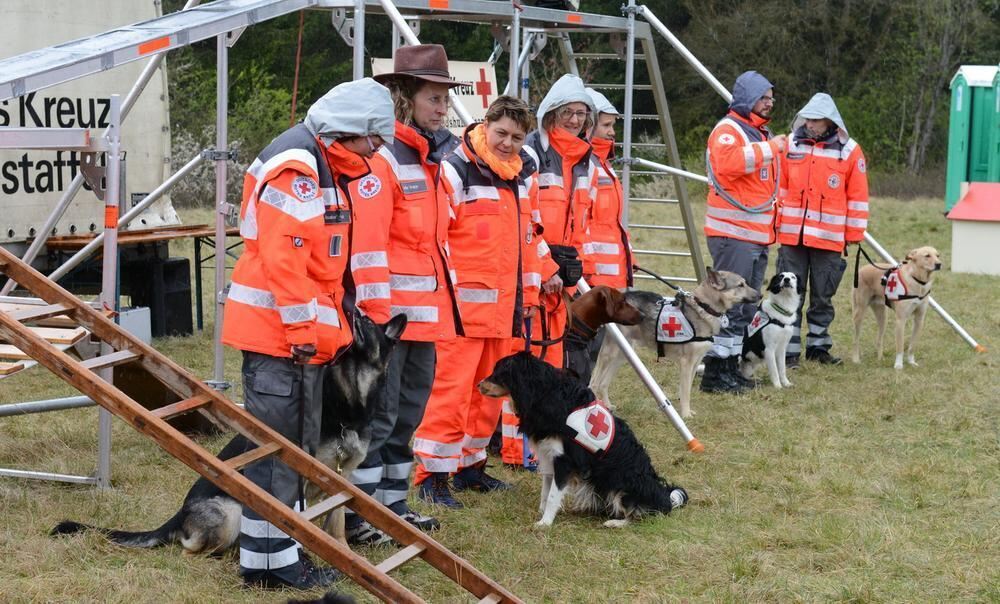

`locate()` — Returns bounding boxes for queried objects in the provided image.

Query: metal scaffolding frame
[0,0,728,487]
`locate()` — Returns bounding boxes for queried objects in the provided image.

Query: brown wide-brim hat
[373,44,461,87]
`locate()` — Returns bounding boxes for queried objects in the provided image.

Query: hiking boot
[785,356,800,370]
[418,473,464,509]
[806,349,843,365]
[452,463,512,492]
[392,504,441,532]
[244,551,342,590]
[699,357,748,394]
[345,520,393,547]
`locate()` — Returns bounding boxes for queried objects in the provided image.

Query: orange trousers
[413,336,509,484]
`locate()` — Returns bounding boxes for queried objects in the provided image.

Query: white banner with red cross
[883,268,908,301]
[371,59,498,136]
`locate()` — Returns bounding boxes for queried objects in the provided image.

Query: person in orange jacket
[221,78,395,589]
[339,45,462,544]
[776,92,869,366]
[701,70,787,394]
[583,87,633,290]
[523,73,598,369]
[413,96,539,506]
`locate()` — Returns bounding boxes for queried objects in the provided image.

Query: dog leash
[852,244,897,289]
[631,264,690,295]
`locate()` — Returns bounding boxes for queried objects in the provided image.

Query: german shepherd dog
[740,272,800,389]
[52,312,407,552]
[589,268,761,418]
[479,352,689,528]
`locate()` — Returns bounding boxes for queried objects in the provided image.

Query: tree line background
[163,0,1000,205]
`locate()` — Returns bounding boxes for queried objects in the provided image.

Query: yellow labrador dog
[851,246,941,369]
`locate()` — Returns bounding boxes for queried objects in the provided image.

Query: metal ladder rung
[8,303,73,323]
[592,83,652,90]
[377,543,427,574]
[635,274,698,283]
[630,197,678,204]
[79,350,140,371]
[225,442,282,471]
[575,52,645,60]
[633,249,692,258]
[301,492,354,522]
[152,394,213,420]
[616,142,667,148]
[628,224,686,231]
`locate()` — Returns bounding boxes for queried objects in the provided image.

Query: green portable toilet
[990,65,1000,183]
[945,65,999,211]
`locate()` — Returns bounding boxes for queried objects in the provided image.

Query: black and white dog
[52,312,407,552]
[740,272,800,389]
[479,352,688,529]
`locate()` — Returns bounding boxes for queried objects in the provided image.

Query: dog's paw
[851,354,861,364]
[603,519,628,529]
[893,362,903,370]
[781,379,793,388]
[533,520,552,530]
[906,356,918,367]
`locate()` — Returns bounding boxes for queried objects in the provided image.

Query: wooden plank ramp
[0,245,522,604]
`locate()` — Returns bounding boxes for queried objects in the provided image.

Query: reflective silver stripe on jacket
[595,263,621,276]
[457,288,499,303]
[278,300,318,324]
[538,172,564,188]
[705,216,772,244]
[239,197,258,240]
[802,225,844,242]
[583,241,620,255]
[707,205,774,225]
[259,186,325,222]
[413,437,462,457]
[848,200,869,211]
[806,210,847,226]
[523,272,542,287]
[390,274,437,292]
[390,305,439,323]
[351,251,389,271]
[846,218,867,228]
[355,282,391,302]
[316,305,340,327]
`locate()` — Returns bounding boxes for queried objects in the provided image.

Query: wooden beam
[301,492,353,522]
[377,543,427,574]
[150,394,212,420]
[79,350,140,371]
[225,442,282,471]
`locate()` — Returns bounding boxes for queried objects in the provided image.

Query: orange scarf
[548,126,591,165]
[322,139,370,179]
[590,137,614,162]
[468,123,522,181]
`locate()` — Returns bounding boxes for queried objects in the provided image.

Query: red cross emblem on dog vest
[883,268,907,301]
[567,401,615,456]
[746,309,770,338]
[656,300,695,343]
[661,316,683,337]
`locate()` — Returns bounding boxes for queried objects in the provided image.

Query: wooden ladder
[0,245,521,604]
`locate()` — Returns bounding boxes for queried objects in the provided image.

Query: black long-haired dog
[479,352,689,528]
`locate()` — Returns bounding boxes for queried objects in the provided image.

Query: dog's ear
[383,313,408,341]
[904,249,917,263]
[598,287,619,320]
[352,312,368,347]
[705,267,724,290]
[766,274,782,294]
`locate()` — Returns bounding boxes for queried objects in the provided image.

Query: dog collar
[693,297,723,317]
[913,276,928,286]
[770,301,795,317]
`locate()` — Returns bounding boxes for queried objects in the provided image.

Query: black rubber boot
[700,357,746,394]
[727,356,757,388]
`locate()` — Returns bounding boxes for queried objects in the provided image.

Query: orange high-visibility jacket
[222,125,392,364]
[368,121,461,341]
[524,128,599,273]
[777,133,869,251]
[704,111,780,245]
[439,125,533,339]
[585,139,633,288]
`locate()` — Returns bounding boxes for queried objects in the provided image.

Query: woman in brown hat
[342,44,464,543]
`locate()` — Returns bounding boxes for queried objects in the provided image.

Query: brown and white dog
[851,246,942,369]
[590,268,761,418]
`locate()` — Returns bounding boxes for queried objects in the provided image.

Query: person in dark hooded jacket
[701,70,786,393]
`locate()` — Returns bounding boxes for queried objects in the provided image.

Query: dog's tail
[51,508,185,549]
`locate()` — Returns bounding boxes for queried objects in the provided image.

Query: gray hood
[792,93,848,142]
[536,74,596,149]
[730,70,773,119]
[304,78,395,144]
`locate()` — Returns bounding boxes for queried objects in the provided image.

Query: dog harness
[654,296,715,356]
[881,267,929,307]
[743,301,795,358]
[566,400,615,456]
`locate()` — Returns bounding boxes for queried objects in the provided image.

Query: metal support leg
[194,236,204,331]
[576,279,703,453]
[621,0,637,229]
[353,0,365,80]
[508,3,520,96]
[210,34,230,390]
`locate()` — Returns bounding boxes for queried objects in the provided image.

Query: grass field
[1,195,998,603]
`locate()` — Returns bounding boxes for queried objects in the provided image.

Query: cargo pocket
[243,368,302,434]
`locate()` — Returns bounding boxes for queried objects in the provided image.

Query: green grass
[1,197,998,603]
